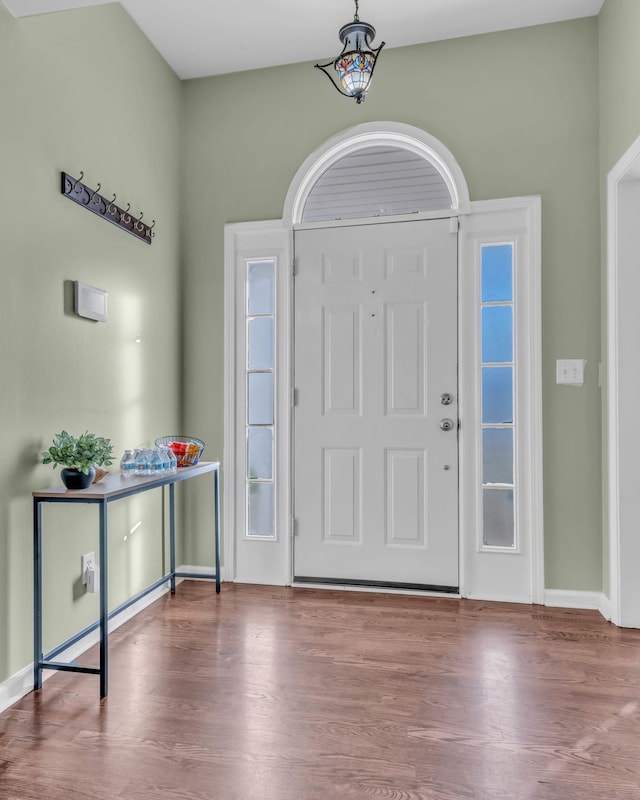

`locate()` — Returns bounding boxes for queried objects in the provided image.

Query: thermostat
[74,281,107,323]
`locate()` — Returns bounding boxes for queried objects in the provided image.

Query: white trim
[599,593,613,622]
[232,574,290,585]
[293,209,463,232]
[545,589,611,620]
[607,133,640,629]
[224,221,292,586]
[0,663,33,714]
[283,122,471,226]
[529,199,545,605]
[178,564,219,579]
[607,146,624,628]
[225,130,542,599]
[459,196,544,604]
[224,223,237,582]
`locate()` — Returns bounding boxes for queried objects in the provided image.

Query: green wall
[600,0,640,172]
[181,19,602,590]
[0,4,183,683]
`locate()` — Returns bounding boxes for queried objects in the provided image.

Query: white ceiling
[2,0,605,80]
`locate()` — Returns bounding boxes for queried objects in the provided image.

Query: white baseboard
[177,564,218,579]
[235,575,288,586]
[0,566,223,714]
[599,593,612,621]
[0,663,34,716]
[544,589,611,620]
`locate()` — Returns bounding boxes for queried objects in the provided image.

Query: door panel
[323,447,362,542]
[386,302,425,414]
[294,219,458,589]
[323,307,361,415]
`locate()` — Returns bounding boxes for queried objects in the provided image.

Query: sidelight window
[246,259,276,538]
[480,244,515,549]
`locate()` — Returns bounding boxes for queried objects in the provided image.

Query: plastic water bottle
[148,448,163,475]
[120,450,136,478]
[166,447,178,474]
[134,448,150,476]
[158,445,171,473]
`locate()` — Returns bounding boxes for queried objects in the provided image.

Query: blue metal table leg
[33,499,43,691]
[99,500,108,698]
[214,465,221,594]
[169,483,176,593]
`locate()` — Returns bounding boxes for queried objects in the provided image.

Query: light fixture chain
[354,0,360,22]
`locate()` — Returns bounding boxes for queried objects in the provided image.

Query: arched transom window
[302,145,454,223]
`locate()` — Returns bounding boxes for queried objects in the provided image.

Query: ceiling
[2,0,605,80]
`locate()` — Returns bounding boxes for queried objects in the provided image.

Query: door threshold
[292,576,459,597]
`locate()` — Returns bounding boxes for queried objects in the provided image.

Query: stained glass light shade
[316,19,384,104]
[336,51,375,100]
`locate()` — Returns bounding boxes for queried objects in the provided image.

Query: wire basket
[155,436,205,467]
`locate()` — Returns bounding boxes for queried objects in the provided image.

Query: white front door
[293,218,459,590]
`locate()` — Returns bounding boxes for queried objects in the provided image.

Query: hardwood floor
[1,582,640,799]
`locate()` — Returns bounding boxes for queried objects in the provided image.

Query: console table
[33,461,220,697]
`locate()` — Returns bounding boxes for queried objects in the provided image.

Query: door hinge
[292,518,299,537]
[292,260,297,277]
[449,216,459,234]
[293,387,299,406]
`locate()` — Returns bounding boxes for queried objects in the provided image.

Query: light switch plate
[556,358,586,386]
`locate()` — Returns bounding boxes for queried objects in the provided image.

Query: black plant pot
[61,467,95,490]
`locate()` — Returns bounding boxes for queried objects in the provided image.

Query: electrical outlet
[81,552,95,585]
[86,565,99,593]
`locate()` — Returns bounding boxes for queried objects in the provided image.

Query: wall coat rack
[61,172,156,244]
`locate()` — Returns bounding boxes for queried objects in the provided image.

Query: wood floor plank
[1,583,640,799]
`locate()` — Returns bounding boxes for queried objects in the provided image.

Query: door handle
[440,418,455,432]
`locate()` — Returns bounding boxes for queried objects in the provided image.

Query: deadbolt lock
[440,392,454,405]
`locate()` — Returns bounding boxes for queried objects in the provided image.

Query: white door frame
[223,221,293,585]
[607,134,640,627]
[224,122,543,603]
[459,197,544,604]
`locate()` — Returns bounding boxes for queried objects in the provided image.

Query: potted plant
[42,430,114,490]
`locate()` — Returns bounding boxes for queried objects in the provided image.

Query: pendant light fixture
[315,0,385,104]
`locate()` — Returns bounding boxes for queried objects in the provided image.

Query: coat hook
[61,169,154,244]
[72,171,84,193]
